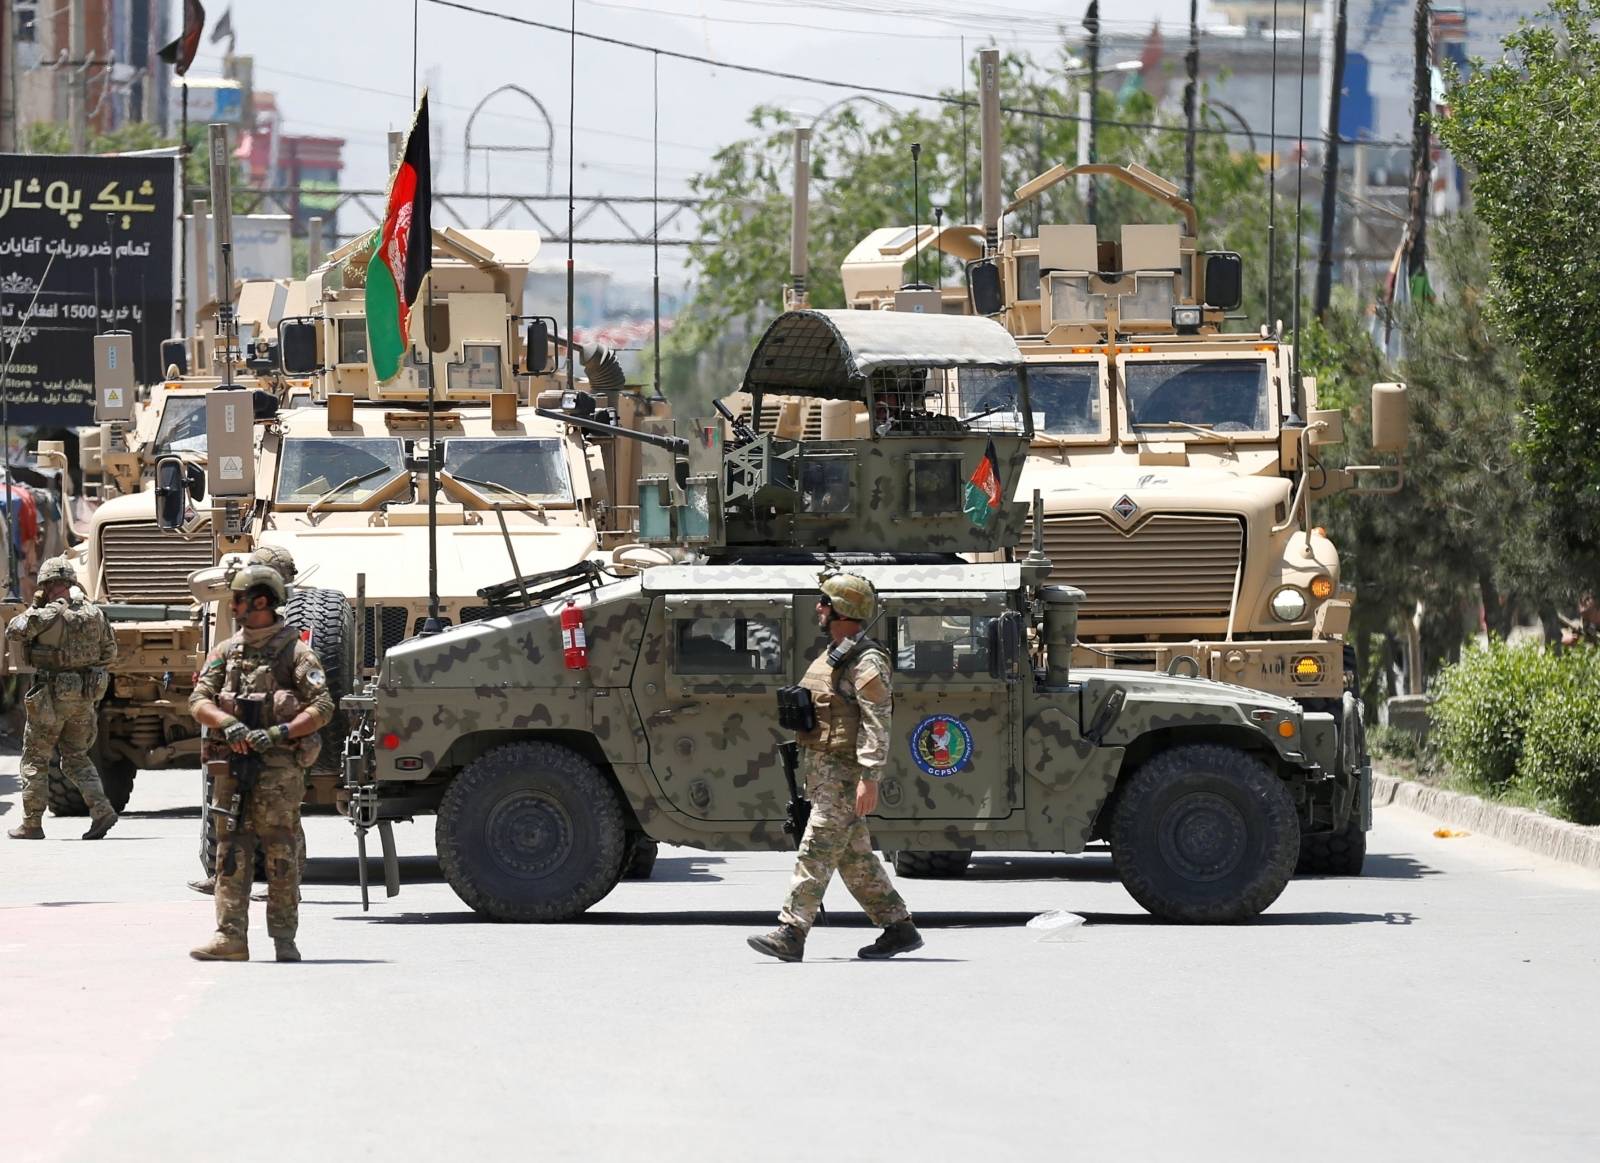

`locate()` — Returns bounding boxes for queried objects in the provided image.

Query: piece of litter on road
[1434,827,1470,839]
[1027,910,1086,941]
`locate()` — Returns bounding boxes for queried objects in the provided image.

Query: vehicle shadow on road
[122,806,201,820]
[1076,909,1418,926]
[1357,853,1439,879]
[963,853,1122,883]
[303,855,444,885]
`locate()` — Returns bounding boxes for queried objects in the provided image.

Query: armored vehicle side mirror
[160,337,189,376]
[154,457,188,531]
[525,319,551,375]
[989,611,1026,683]
[1203,252,1243,312]
[278,317,318,375]
[1370,382,1408,454]
[968,260,1003,316]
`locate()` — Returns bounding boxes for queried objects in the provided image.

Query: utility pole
[1314,0,1349,317]
[1084,0,1100,226]
[1182,0,1199,204]
[1405,0,1432,291]
[69,0,88,150]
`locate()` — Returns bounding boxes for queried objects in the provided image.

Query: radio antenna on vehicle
[1265,1,1281,331]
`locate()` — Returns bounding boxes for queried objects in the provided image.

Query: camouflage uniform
[778,642,912,933]
[191,620,333,946]
[5,580,117,830]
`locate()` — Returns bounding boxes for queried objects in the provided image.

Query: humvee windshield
[959,365,1098,436]
[275,437,408,506]
[1122,359,1272,433]
[442,438,574,504]
[153,396,207,454]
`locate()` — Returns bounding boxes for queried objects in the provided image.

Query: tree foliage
[1435,0,1600,573]
[1305,213,1565,693]
[663,50,1301,415]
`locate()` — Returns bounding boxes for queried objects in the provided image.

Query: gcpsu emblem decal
[909,715,973,778]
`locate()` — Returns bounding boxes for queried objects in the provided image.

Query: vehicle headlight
[1270,586,1308,622]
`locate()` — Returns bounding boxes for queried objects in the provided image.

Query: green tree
[1435,0,1600,577]
[662,50,1298,415]
[1305,213,1564,697]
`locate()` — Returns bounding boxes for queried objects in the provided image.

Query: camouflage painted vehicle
[342,309,1342,924]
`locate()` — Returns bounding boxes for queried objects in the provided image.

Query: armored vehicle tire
[46,753,135,816]
[1297,692,1369,877]
[1110,744,1300,924]
[284,586,356,774]
[622,833,658,880]
[891,850,972,878]
[436,741,627,922]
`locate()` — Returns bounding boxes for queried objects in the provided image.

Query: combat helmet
[230,562,288,608]
[251,544,298,584]
[37,557,78,587]
[819,572,877,622]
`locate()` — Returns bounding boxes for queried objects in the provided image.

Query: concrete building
[1,0,171,152]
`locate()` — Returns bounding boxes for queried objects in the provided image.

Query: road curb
[1373,771,1600,872]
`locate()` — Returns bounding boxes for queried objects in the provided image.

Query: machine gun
[778,740,810,848]
[209,693,265,877]
[713,398,760,446]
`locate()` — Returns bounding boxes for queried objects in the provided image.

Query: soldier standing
[187,545,307,896]
[5,557,118,840]
[748,572,923,962]
[189,564,332,963]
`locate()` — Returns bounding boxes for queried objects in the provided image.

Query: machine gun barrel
[713,398,760,445]
[534,407,689,455]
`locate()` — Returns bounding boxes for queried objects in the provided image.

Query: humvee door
[637,594,792,822]
[873,592,1022,821]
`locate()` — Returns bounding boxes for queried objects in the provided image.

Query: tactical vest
[29,599,109,672]
[794,640,889,758]
[212,623,320,767]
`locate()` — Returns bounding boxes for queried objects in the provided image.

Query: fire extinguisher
[561,599,588,670]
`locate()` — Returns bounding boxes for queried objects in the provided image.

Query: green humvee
[341,309,1344,924]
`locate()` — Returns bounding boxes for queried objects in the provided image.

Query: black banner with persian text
[0,153,177,426]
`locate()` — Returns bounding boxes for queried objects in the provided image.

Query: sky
[179,0,1227,285]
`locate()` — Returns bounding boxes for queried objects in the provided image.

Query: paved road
[3,759,1599,1163]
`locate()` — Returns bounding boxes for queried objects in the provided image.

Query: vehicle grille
[1027,514,1243,618]
[362,606,411,667]
[99,521,213,603]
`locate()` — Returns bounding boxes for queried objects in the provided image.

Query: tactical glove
[246,724,291,753]
[220,718,250,747]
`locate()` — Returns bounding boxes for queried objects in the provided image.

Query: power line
[423,0,1412,149]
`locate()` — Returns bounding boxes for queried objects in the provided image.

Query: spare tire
[284,586,355,774]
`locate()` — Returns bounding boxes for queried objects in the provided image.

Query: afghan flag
[963,437,1004,528]
[367,92,432,385]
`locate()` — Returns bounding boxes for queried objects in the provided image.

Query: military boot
[7,821,45,840]
[189,932,249,962]
[274,938,302,963]
[746,924,806,962]
[857,920,924,960]
[187,876,216,895]
[82,810,118,840]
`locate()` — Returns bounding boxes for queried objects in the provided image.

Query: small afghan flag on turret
[366,92,432,385]
[963,437,1003,528]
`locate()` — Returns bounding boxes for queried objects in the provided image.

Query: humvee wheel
[1110,744,1299,923]
[436,741,627,921]
[46,762,90,817]
[891,850,971,878]
[1297,692,1369,877]
[621,833,658,880]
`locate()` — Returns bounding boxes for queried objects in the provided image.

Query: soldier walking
[189,564,333,963]
[5,557,118,840]
[749,572,923,962]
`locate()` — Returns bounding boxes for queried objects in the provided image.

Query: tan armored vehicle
[342,309,1345,925]
[816,51,1406,877]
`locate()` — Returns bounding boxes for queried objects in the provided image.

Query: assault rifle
[778,740,809,848]
[209,693,265,877]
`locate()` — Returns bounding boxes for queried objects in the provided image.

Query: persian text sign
[0,154,177,425]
